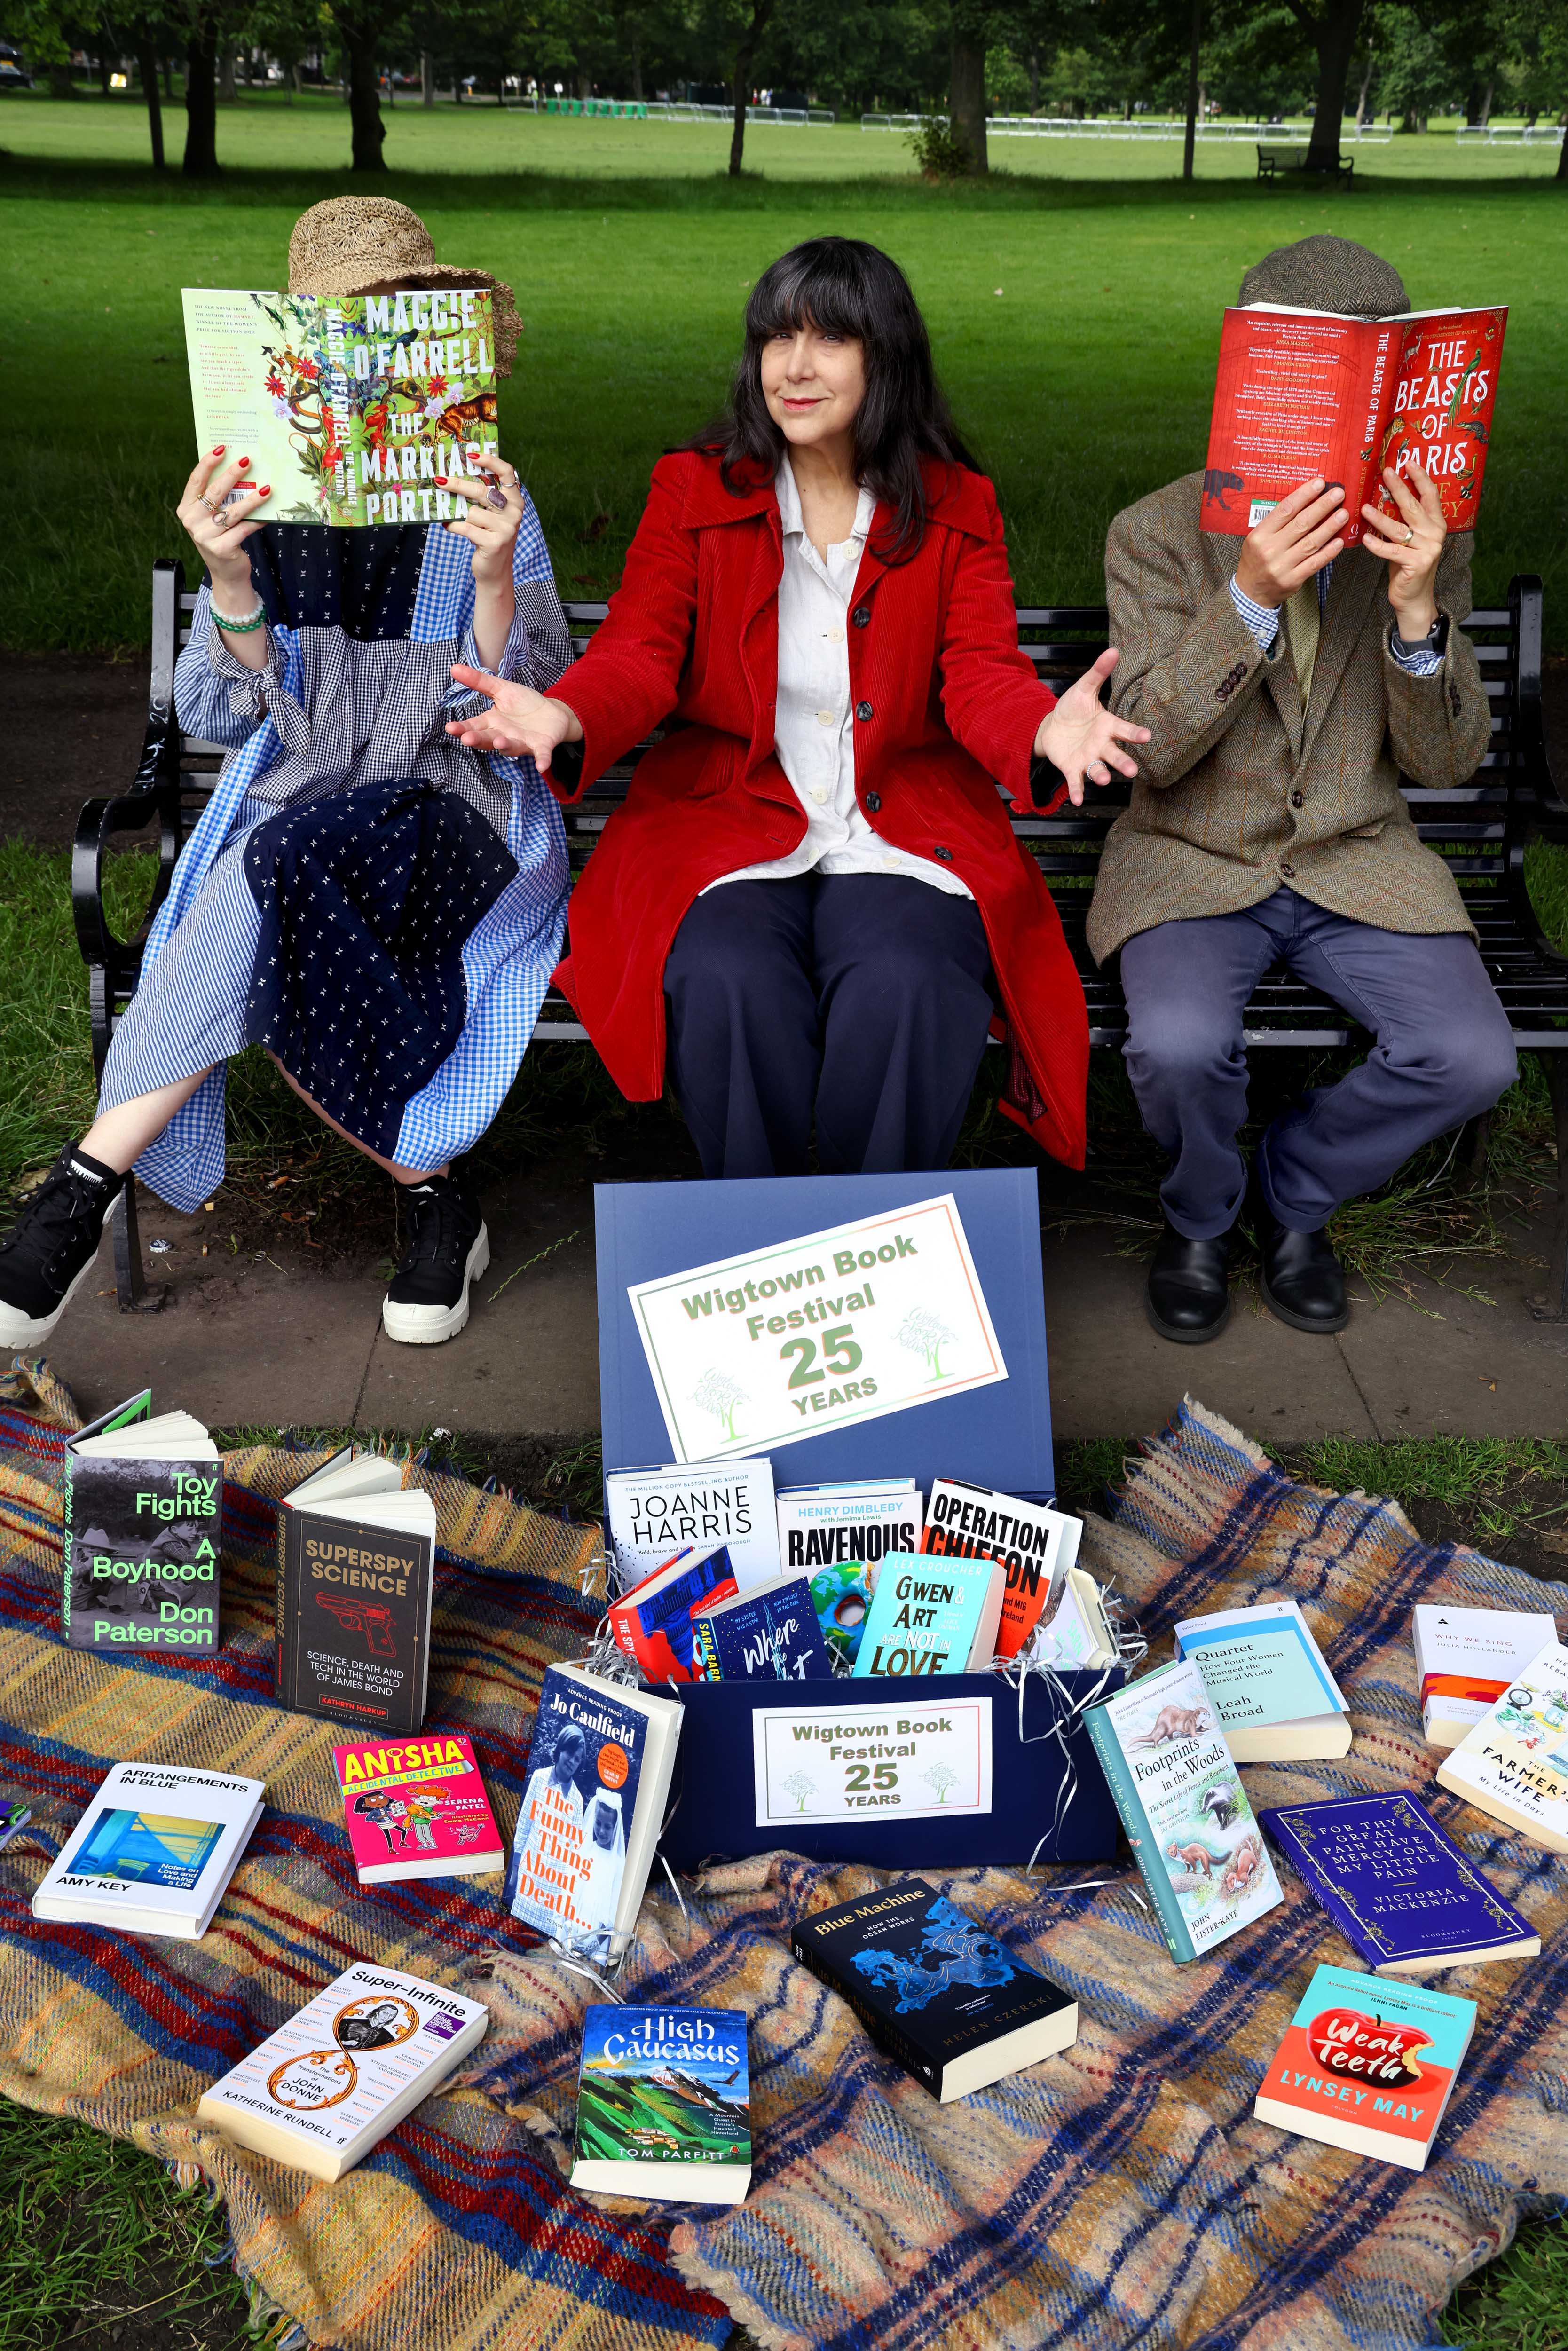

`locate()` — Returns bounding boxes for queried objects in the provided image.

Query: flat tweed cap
[1239,233,1408,321]
[288,197,520,373]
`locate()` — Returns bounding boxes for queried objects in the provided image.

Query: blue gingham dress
[98,501,572,1212]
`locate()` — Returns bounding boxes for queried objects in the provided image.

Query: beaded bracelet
[211,603,268,634]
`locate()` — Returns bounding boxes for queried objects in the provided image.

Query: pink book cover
[332,1730,504,1884]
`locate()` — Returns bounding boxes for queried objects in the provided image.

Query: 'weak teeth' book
[183,287,498,528]
[791,1878,1078,2102]
[570,2005,751,2201]
[1173,1599,1351,1762]
[922,1477,1079,1661]
[275,1447,436,1736]
[64,1391,221,1655]
[333,1732,504,1886]
[604,1459,780,1590]
[1411,1604,1557,1750]
[1084,1657,1284,1963]
[1259,1791,1538,1973]
[1435,1637,1568,1851]
[1202,301,1506,540]
[506,1664,681,1961]
[1253,1963,1475,2171]
[196,1962,488,2180]
[32,1761,263,1940]
[852,1549,1004,1678]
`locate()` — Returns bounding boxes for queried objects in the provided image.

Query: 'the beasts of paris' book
[1201,301,1506,539]
[63,1391,221,1656]
[791,1878,1077,2102]
[333,1732,504,1886]
[32,1761,263,1941]
[1253,1962,1475,2171]
[1084,1657,1284,1962]
[1259,1791,1538,1973]
[570,2005,751,2201]
[196,1962,488,2181]
[182,287,498,528]
[506,1664,682,1961]
[1435,1636,1568,1850]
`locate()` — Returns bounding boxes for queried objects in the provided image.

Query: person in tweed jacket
[1091,234,1516,1344]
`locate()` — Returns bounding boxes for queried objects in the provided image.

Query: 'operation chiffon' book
[570,2004,751,2201]
[604,1459,779,1590]
[32,1761,263,1940]
[922,1477,1079,1660]
[1253,1963,1475,2171]
[1260,1791,1538,1973]
[63,1391,221,1656]
[1084,1657,1284,1963]
[1435,1638,1568,1851]
[1172,1599,1351,1763]
[197,1962,489,2180]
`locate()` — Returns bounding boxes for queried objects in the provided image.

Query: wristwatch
[1390,613,1449,660]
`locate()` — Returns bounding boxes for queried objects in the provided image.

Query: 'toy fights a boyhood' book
[1085,1657,1284,1963]
[570,2004,751,2202]
[63,1391,221,1655]
[1254,1963,1476,2171]
[183,286,498,528]
[1201,300,1506,540]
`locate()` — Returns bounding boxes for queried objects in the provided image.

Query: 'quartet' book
[604,1458,779,1590]
[1410,1603,1557,1750]
[196,1961,489,2180]
[1253,1962,1475,2172]
[921,1477,1078,1660]
[1173,1599,1351,1763]
[1435,1637,1568,1851]
[1084,1657,1284,1963]
[692,1573,834,1681]
[275,1446,436,1736]
[791,1878,1078,2102]
[63,1391,221,1655]
[1259,1791,1538,1973]
[32,1760,263,1941]
[333,1731,504,1886]
[569,2004,752,2202]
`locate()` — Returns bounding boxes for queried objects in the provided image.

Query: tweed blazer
[1087,470,1492,964]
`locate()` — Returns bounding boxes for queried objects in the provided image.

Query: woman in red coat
[448,237,1146,1176]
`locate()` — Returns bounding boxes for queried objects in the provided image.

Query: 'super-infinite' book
[197,1962,489,2181]
[275,1447,436,1736]
[1084,1657,1283,1963]
[63,1391,222,1656]
[183,287,498,528]
[1260,1791,1538,1973]
[1253,1962,1475,2171]
[791,1878,1077,2102]
[32,1760,264,1941]
[604,1459,780,1590]
[570,2004,751,2201]
[333,1731,504,1886]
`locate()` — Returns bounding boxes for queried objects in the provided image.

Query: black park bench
[74,560,1568,1318]
[1256,143,1355,187]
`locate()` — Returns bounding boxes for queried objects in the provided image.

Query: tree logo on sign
[897,1308,957,1381]
[693,1368,748,1440]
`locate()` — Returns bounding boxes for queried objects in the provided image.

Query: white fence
[862,113,1392,144]
[644,101,835,126]
[1454,121,1564,142]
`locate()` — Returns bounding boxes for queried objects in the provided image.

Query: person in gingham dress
[0,199,573,1350]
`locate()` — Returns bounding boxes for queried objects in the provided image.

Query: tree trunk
[136,26,165,165]
[1028,50,1038,115]
[1304,0,1364,174]
[1353,45,1372,128]
[1557,120,1568,178]
[421,50,433,105]
[950,1,988,174]
[97,52,111,95]
[217,47,236,103]
[1478,77,1493,127]
[630,29,643,102]
[728,0,777,176]
[1182,0,1201,178]
[345,30,387,166]
[183,16,220,173]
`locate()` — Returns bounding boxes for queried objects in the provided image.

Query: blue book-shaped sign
[695,1575,833,1681]
[1259,1792,1540,1973]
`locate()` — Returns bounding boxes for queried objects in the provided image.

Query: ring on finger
[485,484,509,511]
[1402,525,1415,545]
[198,496,219,514]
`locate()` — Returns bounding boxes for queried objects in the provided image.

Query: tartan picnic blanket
[1,1366,1565,2351]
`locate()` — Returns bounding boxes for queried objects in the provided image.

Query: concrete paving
[42,1172,1568,1451]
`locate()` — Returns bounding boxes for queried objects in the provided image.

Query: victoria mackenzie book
[1260,1791,1538,1973]
[275,1448,436,1735]
[791,1879,1078,2102]
[63,1393,221,1655]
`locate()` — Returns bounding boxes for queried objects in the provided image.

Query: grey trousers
[1119,889,1519,1238]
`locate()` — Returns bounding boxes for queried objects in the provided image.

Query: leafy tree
[1277,0,1368,170]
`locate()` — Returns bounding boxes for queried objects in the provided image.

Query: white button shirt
[704,460,973,899]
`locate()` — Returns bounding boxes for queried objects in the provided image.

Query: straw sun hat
[287,197,520,374]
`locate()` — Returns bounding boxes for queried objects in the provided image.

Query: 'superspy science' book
[63,1392,221,1655]
[570,2004,751,2202]
[1084,1657,1284,1962]
[275,1447,436,1736]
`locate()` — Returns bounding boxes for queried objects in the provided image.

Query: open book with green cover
[182,287,499,527]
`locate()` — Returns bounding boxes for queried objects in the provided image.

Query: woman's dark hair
[690,236,981,563]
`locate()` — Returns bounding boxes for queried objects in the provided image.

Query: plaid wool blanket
[0,1368,1564,2351]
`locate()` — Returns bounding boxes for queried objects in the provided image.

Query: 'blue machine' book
[1259,1791,1540,1973]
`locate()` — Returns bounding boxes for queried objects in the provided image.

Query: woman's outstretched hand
[445,669,584,768]
[1033,648,1150,807]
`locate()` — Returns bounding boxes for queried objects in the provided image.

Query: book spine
[789,1932,942,2094]
[62,1457,76,1638]
[695,1616,723,1681]
[275,1509,295,1704]
[1083,1708,1194,1964]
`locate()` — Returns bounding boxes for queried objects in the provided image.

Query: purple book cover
[1259,1791,1533,1969]
[698,1578,833,1682]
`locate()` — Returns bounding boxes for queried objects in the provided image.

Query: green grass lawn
[1,97,1564,651]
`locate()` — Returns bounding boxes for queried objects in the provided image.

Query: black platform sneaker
[381,1168,490,1346]
[0,1145,124,1347]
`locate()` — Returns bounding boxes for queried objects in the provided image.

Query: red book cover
[607,1542,738,1683]
[333,1730,504,1884]
[1201,303,1505,541]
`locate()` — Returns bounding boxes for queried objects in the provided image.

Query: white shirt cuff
[1387,624,1443,678]
[1228,575,1279,651]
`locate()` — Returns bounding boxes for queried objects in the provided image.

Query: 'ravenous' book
[275,1448,436,1735]
[63,1392,222,1655]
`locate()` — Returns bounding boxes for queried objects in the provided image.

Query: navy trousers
[1119,889,1518,1238]
[663,874,994,1179]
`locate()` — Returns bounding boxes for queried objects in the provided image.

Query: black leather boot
[1146,1221,1232,1343]
[1255,1201,1349,1333]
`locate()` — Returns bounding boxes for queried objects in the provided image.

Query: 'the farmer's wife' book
[1201,300,1506,539]
[182,287,499,527]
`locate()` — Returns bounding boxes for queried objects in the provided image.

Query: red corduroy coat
[549,447,1089,1168]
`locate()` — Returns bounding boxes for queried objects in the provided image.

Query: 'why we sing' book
[1411,1603,1557,1750]
[1435,1638,1568,1851]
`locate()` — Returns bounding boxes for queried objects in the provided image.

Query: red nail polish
[237,457,250,470]
[259,485,271,497]
[212,444,225,456]
[433,476,447,485]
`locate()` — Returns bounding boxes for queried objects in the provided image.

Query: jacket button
[864,791,882,813]
[855,700,873,722]
[852,605,871,627]
[1290,789,1305,808]
[1280,860,1296,878]
[934,846,953,862]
